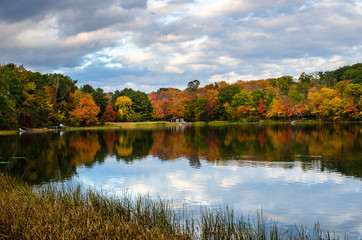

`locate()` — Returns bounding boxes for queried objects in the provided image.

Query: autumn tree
[203,87,219,120]
[267,99,292,119]
[70,96,100,125]
[149,88,185,120]
[257,99,266,118]
[112,88,152,121]
[151,103,165,120]
[342,100,359,119]
[115,96,134,122]
[101,103,119,122]
[149,92,165,120]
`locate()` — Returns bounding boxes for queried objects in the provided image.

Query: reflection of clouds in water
[102,177,125,190]
[76,176,95,188]
[264,167,330,184]
[223,160,346,185]
[72,156,362,238]
[167,170,222,206]
[221,176,244,190]
[126,183,154,195]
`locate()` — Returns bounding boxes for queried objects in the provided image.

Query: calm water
[1,123,361,238]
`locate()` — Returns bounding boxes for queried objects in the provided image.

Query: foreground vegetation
[0,173,346,239]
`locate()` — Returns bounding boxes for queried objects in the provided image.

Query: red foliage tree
[101,103,119,122]
[257,99,266,116]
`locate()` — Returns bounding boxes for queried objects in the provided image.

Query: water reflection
[0,123,361,184]
[73,156,362,238]
[0,123,361,237]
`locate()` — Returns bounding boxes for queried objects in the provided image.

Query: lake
[0,123,361,238]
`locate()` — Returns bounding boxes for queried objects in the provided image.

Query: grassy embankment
[1,119,360,135]
[65,122,181,131]
[0,122,180,135]
[0,173,344,240]
[0,130,17,135]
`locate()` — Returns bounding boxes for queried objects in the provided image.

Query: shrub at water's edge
[0,173,347,239]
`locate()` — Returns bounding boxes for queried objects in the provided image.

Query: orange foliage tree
[70,97,100,125]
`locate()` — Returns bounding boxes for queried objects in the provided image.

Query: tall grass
[0,173,347,239]
[0,174,191,239]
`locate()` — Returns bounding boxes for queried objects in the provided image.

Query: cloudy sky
[1,0,362,92]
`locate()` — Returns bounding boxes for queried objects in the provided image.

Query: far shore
[1,120,361,135]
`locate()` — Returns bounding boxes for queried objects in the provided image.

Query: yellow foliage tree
[115,96,134,122]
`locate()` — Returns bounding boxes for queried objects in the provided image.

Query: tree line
[150,63,361,122]
[0,63,361,129]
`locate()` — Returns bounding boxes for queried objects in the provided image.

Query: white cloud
[1,0,362,91]
[208,71,260,83]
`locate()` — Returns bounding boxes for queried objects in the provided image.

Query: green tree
[217,84,242,119]
[341,63,362,84]
[297,72,313,97]
[132,91,153,121]
[195,98,208,121]
[80,84,95,95]
[187,80,200,91]
[46,73,78,109]
[183,98,197,122]
[93,88,108,117]
[250,89,265,109]
[231,90,250,108]
[276,76,294,96]
[343,84,362,105]
[0,95,16,129]
[288,89,304,105]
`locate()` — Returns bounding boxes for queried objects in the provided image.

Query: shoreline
[1,120,361,135]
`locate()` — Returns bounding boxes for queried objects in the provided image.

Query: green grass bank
[0,173,346,240]
[2,120,361,135]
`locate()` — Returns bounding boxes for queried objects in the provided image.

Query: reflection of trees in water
[0,129,155,184]
[0,132,76,185]
[0,124,361,184]
[69,132,101,166]
[149,124,362,178]
[113,130,154,163]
